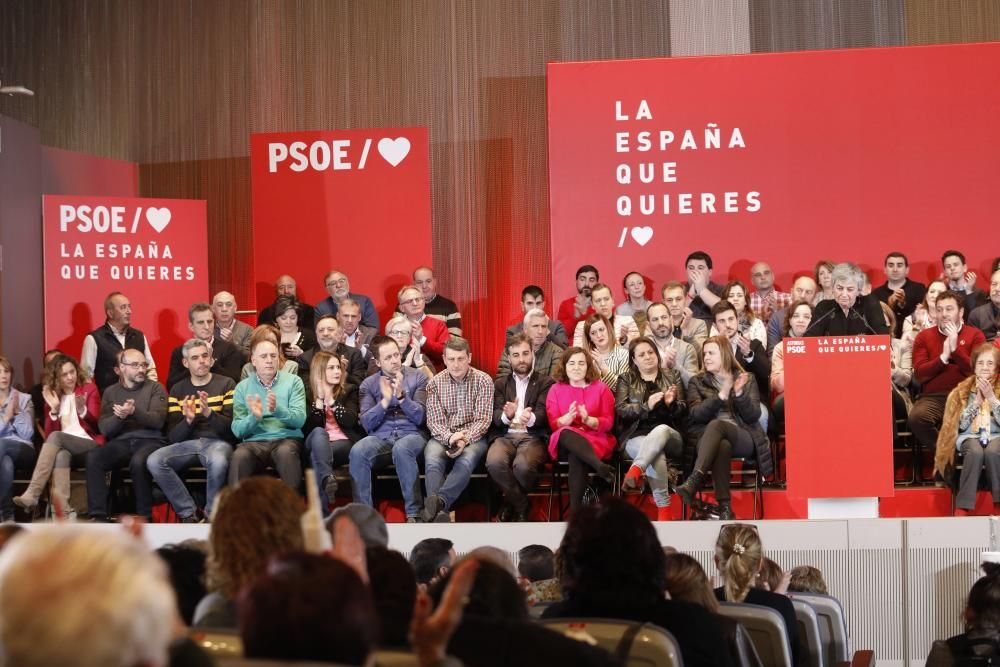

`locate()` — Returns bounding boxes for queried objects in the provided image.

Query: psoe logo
[786,341,807,354]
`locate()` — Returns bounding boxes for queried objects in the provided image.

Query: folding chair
[717,602,793,667]
[789,593,850,666]
[791,598,825,667]
[538,617,684,667]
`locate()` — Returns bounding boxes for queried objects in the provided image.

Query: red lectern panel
[784,335,894,499]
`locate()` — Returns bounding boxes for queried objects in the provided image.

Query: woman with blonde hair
[935,344,1000,516]
[239,324,299,379]
[305,351,362,513]
[676,336,772,520]
[715,523,800,665]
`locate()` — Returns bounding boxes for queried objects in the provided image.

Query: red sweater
[912,324,986,395]
[556,297,594,342]
[416,315,450,370]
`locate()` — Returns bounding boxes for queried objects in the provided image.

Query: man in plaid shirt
[749,262,792,322]
[422,337,494,522]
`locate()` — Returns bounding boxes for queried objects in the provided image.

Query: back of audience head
[965,562,1000,634]
[328,502,389,549]
[756,556,784,593]
[0,526,176,667]
[430,557,528,622]
[207,477,304,599]
[410,537,456,588]
[466,545,517,578]
[787,565,829,595]
[558,498,666,607]
[715,523,764,602]
[366,546,418,648]
[238,551,378,665]
[156,541,208,626]
[663,552,720,613]
[518,544,556,582]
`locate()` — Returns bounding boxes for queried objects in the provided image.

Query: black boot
[676,470,705,505]
[718,502,735,520]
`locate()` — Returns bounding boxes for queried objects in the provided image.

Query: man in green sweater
[230,339,307,491]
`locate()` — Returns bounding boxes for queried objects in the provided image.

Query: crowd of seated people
[1,251,999,523]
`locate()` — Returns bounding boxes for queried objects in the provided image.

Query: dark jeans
[86,436,165,519]
[692,420,754,502]
[486,433,548,512]
[0,438,35,518]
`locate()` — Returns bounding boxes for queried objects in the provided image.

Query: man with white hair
[496,309,563,380]
[212,290,253,356]
[314,269,380,330]
[0,526,178,667]
[805,263,889,337]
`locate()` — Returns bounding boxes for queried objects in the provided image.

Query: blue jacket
[359,366,427,439]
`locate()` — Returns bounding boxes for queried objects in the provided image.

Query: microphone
[804,303,839,336]
[848,307,878,335]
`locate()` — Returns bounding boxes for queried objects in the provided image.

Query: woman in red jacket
[14,353,104,512]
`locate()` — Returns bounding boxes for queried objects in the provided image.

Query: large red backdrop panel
[250,128,433,324]
[547,43,1000,304]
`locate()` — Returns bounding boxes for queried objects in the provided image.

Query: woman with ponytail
[926,561,1000,664]
[714,523,800,665]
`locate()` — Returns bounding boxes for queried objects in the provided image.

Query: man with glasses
[87,348,168,522]
[81,291,158,392]
[314,270,379,330]
[398,285,449,370]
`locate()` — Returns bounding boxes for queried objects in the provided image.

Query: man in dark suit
[296,315,368,393]
[166,303,243,387]
[485,333,555,522]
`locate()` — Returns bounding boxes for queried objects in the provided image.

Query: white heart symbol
[631,226,653,246]
[377,137,411,167]
[145,207,172,233]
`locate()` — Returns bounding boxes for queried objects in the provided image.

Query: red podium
[783,335,894,516]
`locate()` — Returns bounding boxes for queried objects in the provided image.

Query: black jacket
[685,372,772,477]
[805,294,890,338]
[166,338,243,389]
[488,371,554,441]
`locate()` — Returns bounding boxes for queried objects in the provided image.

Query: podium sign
[784,335,894,502]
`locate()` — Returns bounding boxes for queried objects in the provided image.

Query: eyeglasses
[401,298,423,305]
[120,361,149,369]
[388,330,410,337]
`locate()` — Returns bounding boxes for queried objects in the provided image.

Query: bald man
[212,291,254,356]
[766,275,817,355]
[749,262,792,322]
[257,275,314,330]
[413,266,462,336]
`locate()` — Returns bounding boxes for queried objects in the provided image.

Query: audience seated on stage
[770,300,813,431]
[542,498,736,667]
[147,339,235,523]
[211,290,253,356]
[352,335,428,522]
[662,279,710,352]
[943,249,990,314]
[715,522,801,666]
[399,284,450,370]
[557,264,599,339]
[305,350,362,513]
[384,314,435,380]
[14,354,102,516]
[749,261,792,323]
[969,269,1000,342]
[677,336,772,520]
[414,266,463,337]
[0,356,35,520]
[423,338,493,523]
[814,259,835,306]
[926,561,1000,666]
[166,302,242,387]
[496,308,563,379]
[314,269,380,330]
[766,275,817,355]
[410,536,457,590]
[806,262,890,337]
[713,300,771,403]
[195,476,304,628]
[271,294,317,362]
[642,302,698,386]
[257,273,314,330]
[913,291,988,481]
[582,313,630,391]
[617,271,653,329]
[546,346,616,514]
[685,251,725,324]
[787,565,830,595]
[81,291,158,391]
[711,280,767,347]
[572,282,640,348]
[297,314,367,390]
[506,285,569,348]
[0,526,177,667]
[615,337,686,521]
[229,339,307,491]
[239,324,300,379]
[486,333,555,522]
[936,344,1000,516]
[903,280,947,347]
[337,297,376,356]
[87,348,168,522]
[663,551,762,667]
[873,252,927,338]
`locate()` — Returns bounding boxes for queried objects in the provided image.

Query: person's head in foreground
[0,526,177,667]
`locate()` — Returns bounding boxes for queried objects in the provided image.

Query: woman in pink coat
[546,346,617,513]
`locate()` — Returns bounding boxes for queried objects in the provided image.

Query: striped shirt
[167,374,236,443]
[425,367,493,444]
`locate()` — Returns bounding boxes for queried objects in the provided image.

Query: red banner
[250,128,433,323]
[42,195,209,379]
[547,43,1000,303]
